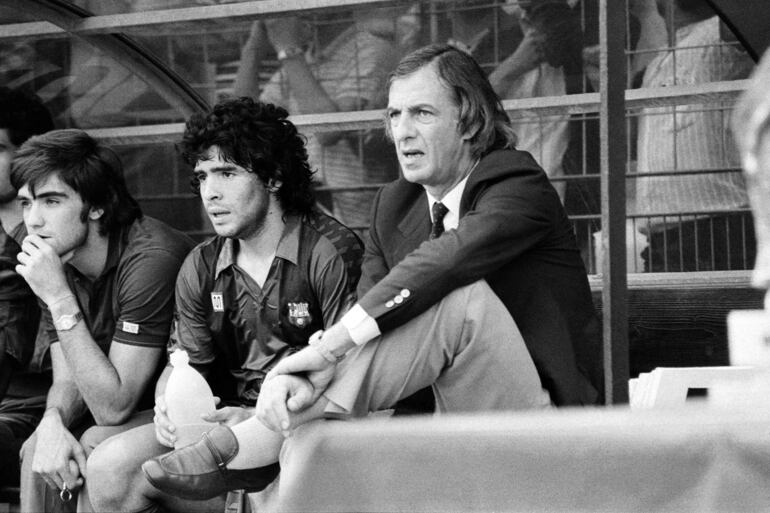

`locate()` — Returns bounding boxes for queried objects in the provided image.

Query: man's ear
[459,113,481,142]
[266,179,283,193]
[88,207,104,221]
[461,123,480,142]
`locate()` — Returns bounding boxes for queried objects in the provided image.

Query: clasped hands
[25,411,86,500]
[256,345,337,436]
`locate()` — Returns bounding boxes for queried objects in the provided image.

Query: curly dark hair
[181,97,316,217]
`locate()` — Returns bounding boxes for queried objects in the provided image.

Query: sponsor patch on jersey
[211,292,225,312]
[287,302,312,328]
[122,321,140,334]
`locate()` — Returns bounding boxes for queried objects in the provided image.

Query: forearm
[488,44,541,94]
[50,297,135,423]
[278,55,337,114]
[45,380,88,429]
[233,35,271,98]
[278,55,352,147]
[318,320,357,359]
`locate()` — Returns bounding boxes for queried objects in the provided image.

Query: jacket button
[386,300,394,308]
[401,289,411,298]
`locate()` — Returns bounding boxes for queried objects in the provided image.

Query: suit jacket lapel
[398,193,430,243]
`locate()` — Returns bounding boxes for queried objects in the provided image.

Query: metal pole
[599,0,629,404]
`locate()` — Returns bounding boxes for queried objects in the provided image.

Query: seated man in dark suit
[269,42,603,408]
[137,43,601,509]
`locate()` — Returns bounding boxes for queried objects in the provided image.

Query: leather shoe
[142,424,280,500]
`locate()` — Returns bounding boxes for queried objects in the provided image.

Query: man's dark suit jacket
[356,149,602,406]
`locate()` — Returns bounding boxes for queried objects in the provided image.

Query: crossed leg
[83,421,226,513]
[87,280,548,510]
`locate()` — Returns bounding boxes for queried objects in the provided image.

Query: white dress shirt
[341,176,470,345]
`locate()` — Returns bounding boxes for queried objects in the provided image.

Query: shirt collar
[425,174,470,230]
[214,214,302,279]
[103,227,123,274]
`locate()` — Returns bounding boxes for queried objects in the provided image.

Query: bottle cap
[169,349,189,367]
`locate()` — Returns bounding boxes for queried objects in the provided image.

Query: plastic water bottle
[164,349,217,449]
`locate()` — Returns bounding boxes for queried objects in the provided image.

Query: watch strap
[54,311,84,332]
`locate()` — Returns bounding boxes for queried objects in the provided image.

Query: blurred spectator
[0,88,52,488]
[733,48,770,292]
[627,0,668,87]
[234,10,406,229]
[487,0,584,200]
[444,0,523,74]
[0,88,55,229]
[634,0,755,271]
[453,0,599,266]
[448,0,594,204]
[0,229,38,489]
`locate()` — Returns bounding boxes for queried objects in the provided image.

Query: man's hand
[27,412,86,494]
[256,374,314,436]
[264,16,311,54]
[515,27,547,71]
[265,346,336,408]
[15,234,72,305]
[152,395,177,448]
[202,405,253,427]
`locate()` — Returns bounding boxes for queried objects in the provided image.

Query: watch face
[55,312,83,331]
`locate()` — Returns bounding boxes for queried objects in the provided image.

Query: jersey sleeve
[167,250,218,366]
[111,247,187,348]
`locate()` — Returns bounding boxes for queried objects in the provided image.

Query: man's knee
[79,426,109,457]
[86,432,142,506]
[434,280,507,328]
[80,409,155,456]
[440,280,497,309]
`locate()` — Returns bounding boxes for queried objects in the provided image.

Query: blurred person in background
[633,0,755,271]
[0,87,55,230]
[233,8,412,230]
[732,48,770,296]
[0,87,54,490]
[450,0,601,267]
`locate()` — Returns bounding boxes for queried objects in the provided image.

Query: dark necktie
[430,201,449,240]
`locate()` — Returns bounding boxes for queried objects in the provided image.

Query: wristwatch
[54,311,83,332]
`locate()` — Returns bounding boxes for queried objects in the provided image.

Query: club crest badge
[211,292,224,312]
[287,302,312,328]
